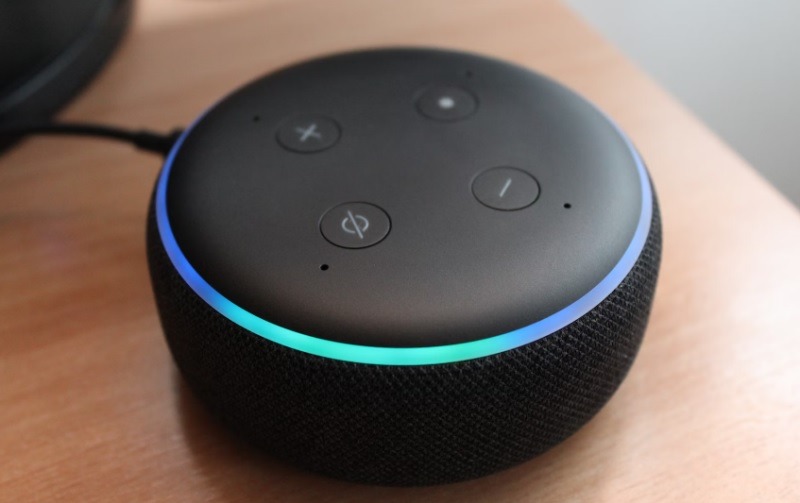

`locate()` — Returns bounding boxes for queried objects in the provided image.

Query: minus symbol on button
[498,178,513,198]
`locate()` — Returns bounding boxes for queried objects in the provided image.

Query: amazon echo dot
[147,48,661,486]
[0,0,133,152]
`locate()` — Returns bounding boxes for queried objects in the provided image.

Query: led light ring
[155,110,653,366]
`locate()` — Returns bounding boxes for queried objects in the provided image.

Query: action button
[320,203,391,249]
[416,85,477,121]
[277,115,340,153]
[472,167,540,211]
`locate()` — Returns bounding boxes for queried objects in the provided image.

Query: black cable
[0,122,184,156]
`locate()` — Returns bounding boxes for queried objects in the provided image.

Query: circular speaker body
[0,0,133,152]
[147,48,661,486]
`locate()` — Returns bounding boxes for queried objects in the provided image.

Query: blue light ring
[155,110,653,366]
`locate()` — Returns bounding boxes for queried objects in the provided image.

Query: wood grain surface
[2,0,799,501]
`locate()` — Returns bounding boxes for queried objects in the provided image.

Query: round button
[416,85,477,121]
[277,115,340,153]
[472,167,540,211]
[320,203,391,249]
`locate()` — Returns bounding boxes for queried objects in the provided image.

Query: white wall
[564,0,800,207]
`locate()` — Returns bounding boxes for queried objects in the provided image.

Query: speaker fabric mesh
[147,193,661,486]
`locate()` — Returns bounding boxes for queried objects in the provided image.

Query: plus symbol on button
[295,123,323,142]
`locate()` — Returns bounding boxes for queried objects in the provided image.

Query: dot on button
[417,85,477,121]
[473,167,540,211]
[320,203,391,249]
[277,115,340,153]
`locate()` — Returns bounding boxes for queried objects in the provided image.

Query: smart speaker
[0,0,132,152]
[147,48,661,486]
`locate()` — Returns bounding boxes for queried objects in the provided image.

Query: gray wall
[564,0,800,207]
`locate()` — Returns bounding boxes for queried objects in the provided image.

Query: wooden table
[2,1,799,500]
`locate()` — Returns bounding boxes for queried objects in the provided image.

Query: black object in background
[0,0,133,150]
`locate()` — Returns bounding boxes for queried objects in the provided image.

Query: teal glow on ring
[156,111,652,366]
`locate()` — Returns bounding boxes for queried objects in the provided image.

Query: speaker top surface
[156,48,651,360]
[0,0,132,122]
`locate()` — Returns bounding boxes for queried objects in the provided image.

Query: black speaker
[147,48,661,486]
[0,0,132,152]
